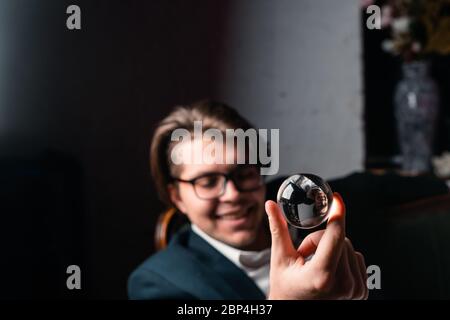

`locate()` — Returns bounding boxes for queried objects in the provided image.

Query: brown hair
[150,99,255,207]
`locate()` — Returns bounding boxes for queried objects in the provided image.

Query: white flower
[432,152,450,178]
[392,17,411,34]
[382,40,395,53]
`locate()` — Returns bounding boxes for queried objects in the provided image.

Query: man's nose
[219,179,240,201]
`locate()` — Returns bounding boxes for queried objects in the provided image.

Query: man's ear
[168,183,187,214]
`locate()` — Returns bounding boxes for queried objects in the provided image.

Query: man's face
[315,190,328,214]
[168,139,266,250]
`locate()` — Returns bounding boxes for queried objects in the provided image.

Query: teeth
[218,206,253,220]
[221,211,248,220]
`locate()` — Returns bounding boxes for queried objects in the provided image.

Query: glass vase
[394,60,440,175]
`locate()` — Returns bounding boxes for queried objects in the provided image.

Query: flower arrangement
[432,151,450,178]
[364,0,450,61]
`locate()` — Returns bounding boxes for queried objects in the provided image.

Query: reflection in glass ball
[276,174,333,229]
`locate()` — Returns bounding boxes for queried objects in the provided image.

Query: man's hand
[265,193,368,300]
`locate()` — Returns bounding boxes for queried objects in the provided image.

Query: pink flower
[360,0,375,9]
[411,42,422,53]
[381,5,393,28]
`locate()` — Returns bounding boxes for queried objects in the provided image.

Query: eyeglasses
[173,165,264,200]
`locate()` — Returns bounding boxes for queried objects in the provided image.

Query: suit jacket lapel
[185,229,266,300]
[148,227,267,299]
[150,228,266,299]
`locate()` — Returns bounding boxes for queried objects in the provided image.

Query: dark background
[0,0,230,299]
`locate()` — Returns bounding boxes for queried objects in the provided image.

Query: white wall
[217,0,364,180]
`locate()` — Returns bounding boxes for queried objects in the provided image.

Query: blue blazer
[128,226,267,300]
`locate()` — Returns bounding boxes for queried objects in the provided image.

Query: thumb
[265,200,296,265]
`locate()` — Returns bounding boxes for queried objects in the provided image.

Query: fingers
[297,230,325,258]
[265,200,296,265]
[334,239,368,300]
[344,239,366,300]
[355,251,369,300]
[328,192,346,232]
[335,239,354,300]
[312,192,346,272]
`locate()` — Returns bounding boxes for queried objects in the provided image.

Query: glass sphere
[276,173,333,229]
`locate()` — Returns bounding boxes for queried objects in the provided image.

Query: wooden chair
[154,207,189,251]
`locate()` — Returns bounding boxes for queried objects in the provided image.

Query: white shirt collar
[190,224,271,270]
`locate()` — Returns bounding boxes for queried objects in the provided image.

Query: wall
[217,0,364,180]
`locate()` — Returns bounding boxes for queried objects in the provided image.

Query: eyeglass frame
[172,165,265,200]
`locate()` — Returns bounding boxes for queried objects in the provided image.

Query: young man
[128,100,368,300]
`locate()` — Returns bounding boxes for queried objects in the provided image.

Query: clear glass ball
[276,173,333,229]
